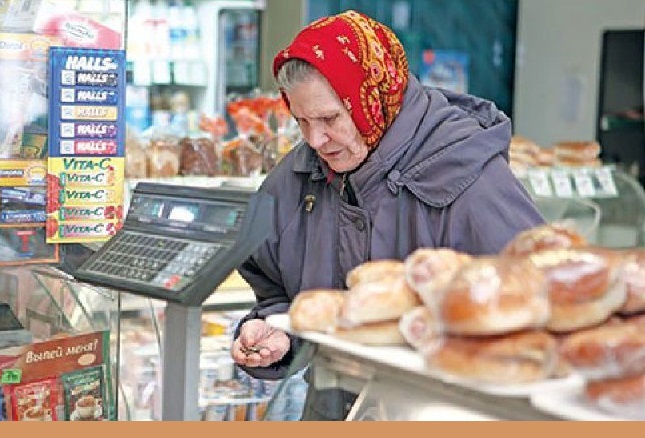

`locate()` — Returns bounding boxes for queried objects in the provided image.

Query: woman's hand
[231,319,290,368]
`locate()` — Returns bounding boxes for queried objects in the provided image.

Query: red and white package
[5,377,60,421]
[33,1,122,50]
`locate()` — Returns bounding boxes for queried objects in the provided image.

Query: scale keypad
[82,231,226,292]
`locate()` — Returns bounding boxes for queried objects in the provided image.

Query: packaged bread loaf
[179,136,219,176]
[124,130,147,178]
[147,132,180,177]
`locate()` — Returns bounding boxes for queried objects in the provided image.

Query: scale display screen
[128,194,244,234]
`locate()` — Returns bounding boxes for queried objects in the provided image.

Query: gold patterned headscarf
[273,10,409,149]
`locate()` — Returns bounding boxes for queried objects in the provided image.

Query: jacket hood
[292,74,512,207]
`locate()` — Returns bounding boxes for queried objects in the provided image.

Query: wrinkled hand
[232,319,290,368]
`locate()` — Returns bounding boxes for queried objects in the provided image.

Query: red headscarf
[273,10,409,149]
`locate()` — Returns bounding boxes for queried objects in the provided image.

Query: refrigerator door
[198,0,264,116]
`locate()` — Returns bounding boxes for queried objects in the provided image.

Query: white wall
[513,0,645,147]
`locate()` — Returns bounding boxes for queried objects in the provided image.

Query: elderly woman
[231,10,544,420]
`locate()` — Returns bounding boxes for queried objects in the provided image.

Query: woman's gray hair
[275,58,321,91]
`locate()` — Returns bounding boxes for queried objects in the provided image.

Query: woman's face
[286,73,369,173]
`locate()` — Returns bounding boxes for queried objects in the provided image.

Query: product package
[4,376,59,421]
[61,366,106,421]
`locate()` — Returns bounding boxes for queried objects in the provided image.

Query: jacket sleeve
[233,212,304,380]
[444,155,545,255]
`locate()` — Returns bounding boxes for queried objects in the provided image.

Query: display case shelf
[0,266,120,421]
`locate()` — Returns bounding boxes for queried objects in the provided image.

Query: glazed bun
[510,136,541,156]
[404,248,472,307]
[340,276,421,327]
[584,373,645,420]
[426,331,557,384]
[501,223,587,257]
[289,290,345,333]
[335,319,406,345]
[530,248,626,332]
[618,250,645,314]
[438,257,549,336]
[559,320,645,380]
[554,141,601,162]
[345,260,405,288]
[399,306,440,350]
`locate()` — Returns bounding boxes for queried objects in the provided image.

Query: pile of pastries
[288,224,645,418]
[509,135,602,175]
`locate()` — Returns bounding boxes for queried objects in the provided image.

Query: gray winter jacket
[235,74,544,417]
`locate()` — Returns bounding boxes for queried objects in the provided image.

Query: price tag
[1,369,22,384]
[594,167,618,196]
[551,170,573,198]
[528,169,553,197]
[572,169,596,198]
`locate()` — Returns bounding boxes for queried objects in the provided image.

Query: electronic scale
[72,182,273,306]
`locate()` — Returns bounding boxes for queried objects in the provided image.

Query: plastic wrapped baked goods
[404,248,472,307]
[179,137,219,176]
[559,320,645,380]
[221,137,263,177]
[124,131,147,178]
[617,249,645,314]
[335,320,406,345]
[426,331,557,384]
[584,372,645,419]
[399,306,440,350]
[340,276,420,327]
[289,289,345,333]
[147,134,180,177]
[530,249,626,332]
[346,259,405,288]
[501,223,587,257]
[438,257,550,336]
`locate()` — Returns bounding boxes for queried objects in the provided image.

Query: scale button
[164,275,181,289]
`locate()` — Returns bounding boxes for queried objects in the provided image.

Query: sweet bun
[501,223,587,257]
[426,331,557,384]
[346,259,405,288]
[289,290,345,333]
[399,306,440,350]
[584,373,645,420]
[510,136,541,156]
[439,257,549,336]
[554,141,601,161]
[530,248,626,332]
[340,276,421,327]
[559,321,645,379]
[335,319,406,345]
[618,250,645,314]
[404,248,472,307]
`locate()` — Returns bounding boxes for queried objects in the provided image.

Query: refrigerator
[125,0,266,134]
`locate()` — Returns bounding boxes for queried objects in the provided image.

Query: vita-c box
[32,1,122,50]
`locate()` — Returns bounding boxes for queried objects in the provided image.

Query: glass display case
[0,265,119,421]
[117,282,307,422]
